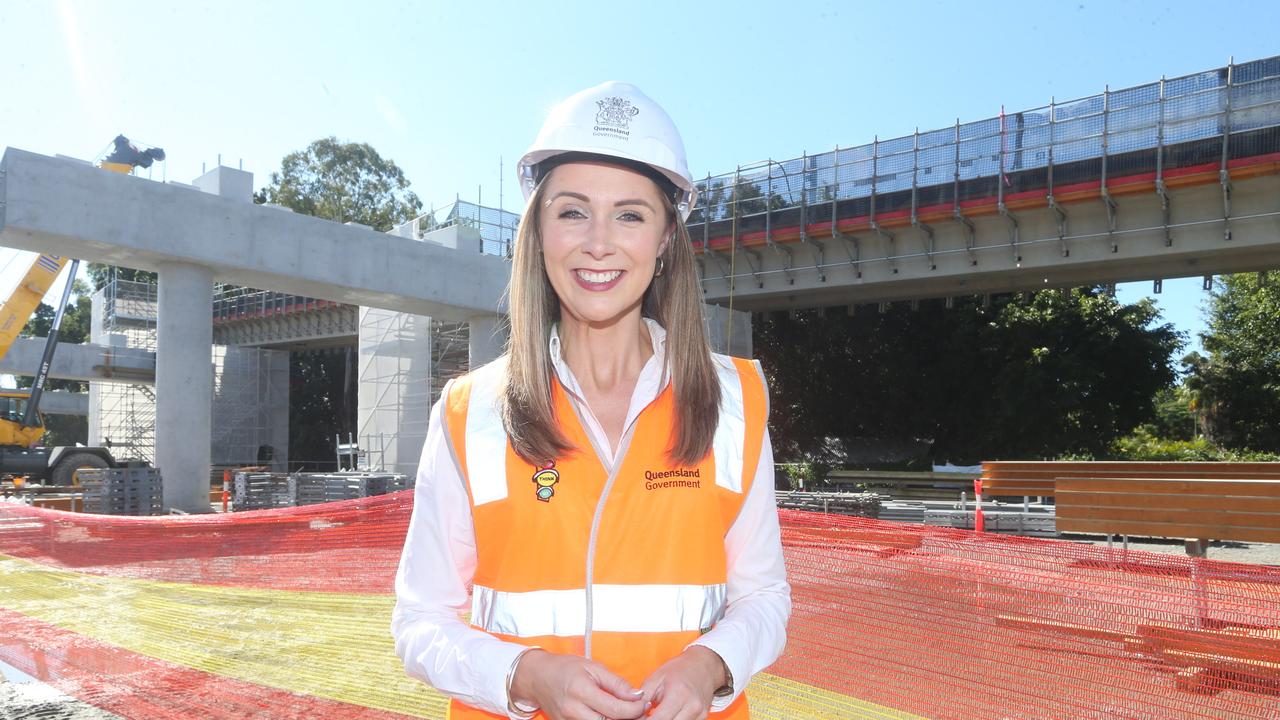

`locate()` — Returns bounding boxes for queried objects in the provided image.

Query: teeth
[577,270,622,284]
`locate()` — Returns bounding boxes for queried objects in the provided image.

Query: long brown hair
[500,175,721,465]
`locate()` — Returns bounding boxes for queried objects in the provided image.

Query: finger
[639,674,664,704]
[581,686,647,720]
[644,688,684,720]
[591,666,644,701]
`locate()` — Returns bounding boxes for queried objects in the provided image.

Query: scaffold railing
[212,285,342,324]
[406,199,520,257]
[687,55,1280,250]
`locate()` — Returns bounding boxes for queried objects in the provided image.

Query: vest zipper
[578,385,668,660]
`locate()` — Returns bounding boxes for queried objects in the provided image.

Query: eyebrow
[549,191,656,212]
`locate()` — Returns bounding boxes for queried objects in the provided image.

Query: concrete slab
[0,337,154,383]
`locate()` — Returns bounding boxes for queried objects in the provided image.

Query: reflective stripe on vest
[472,582,727,637]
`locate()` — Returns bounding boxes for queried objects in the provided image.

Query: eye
[617,210,645,223]
[557,207,586,220]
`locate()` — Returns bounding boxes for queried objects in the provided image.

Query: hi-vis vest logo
[532,461,560,502]
[643,468,701,491]
[594,97,639,140]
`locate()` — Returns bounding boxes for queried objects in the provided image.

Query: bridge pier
[155,261,214,513]
[468,314,507,366]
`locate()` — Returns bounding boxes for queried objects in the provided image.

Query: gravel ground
[0,681,120,720]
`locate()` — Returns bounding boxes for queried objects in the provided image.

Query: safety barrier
[1,493,1277,718]
[687,55,1280,258]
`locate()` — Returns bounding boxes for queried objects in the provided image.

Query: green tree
[755,288,1183,465]
[1183,273,1280,451]
[17,280,94,446]
[1137,385,1198,441]
[260,137,423,231]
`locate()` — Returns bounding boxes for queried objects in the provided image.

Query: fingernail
[631,689,644,696]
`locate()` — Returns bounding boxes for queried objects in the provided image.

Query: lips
[573,269,626,291]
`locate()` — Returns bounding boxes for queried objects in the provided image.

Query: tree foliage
[756,288,1183,465]
[1183,272,1280,451]
[260,137,422,231]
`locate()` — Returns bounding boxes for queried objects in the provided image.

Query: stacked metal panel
[232,471,411,511]
[77,467,163,516]
[233,472,293,511]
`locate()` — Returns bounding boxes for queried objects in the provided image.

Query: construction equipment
[98,134,165,175]
[0,253,133,485]
[0,139,164,486]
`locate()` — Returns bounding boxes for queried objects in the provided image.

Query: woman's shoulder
[708,352,768,391]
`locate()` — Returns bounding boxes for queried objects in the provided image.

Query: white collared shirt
[391,320,791,717]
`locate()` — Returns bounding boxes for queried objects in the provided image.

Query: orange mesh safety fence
[1,494,1279,719]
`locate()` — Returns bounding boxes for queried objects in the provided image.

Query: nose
[581,216,617,260]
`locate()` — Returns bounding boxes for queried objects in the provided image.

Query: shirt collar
[548,317,667,367]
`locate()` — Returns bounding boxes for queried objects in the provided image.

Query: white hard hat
[518,81,697,220]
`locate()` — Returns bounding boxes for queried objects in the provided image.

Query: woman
[393,81,789,720]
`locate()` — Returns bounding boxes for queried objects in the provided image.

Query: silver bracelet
[505,646,541,718]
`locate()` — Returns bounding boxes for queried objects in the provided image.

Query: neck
[557,311,653,393]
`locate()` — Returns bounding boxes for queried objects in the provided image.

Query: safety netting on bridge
[687,55,1280,254]
[1,496,1278,719]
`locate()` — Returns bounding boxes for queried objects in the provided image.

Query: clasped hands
[510,645,726,720]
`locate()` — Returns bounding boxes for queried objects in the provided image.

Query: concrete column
[468,314,507,367]
[155,262,214,512]
[704,303,753,357]
[358,307,432,478]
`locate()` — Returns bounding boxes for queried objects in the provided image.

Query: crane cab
[0,392,43,448]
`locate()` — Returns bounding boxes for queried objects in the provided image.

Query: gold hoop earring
[653,256,665,278]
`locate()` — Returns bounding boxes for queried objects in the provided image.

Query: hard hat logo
[594,97,640,140]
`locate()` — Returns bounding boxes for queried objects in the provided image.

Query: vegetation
[256,137,422,231]
[1182,272,1280,452]
[757,288,1183,466]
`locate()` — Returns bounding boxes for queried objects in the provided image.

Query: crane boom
[0,254,71,363]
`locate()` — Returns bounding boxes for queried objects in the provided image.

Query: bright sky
[3,0,1278,357]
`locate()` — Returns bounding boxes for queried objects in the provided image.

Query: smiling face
[537,161,672,329]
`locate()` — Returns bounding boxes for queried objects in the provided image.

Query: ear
[659,222,675,256]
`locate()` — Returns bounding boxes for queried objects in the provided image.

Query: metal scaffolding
[93,279,157,464]
[356,310,470,475]
[390,199,521,257]
[211,345,287,468]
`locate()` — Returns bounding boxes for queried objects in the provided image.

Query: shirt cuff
[687,638,746,712]
[471,640,537,718]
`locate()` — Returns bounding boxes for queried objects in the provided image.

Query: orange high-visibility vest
[440,354,768,720]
